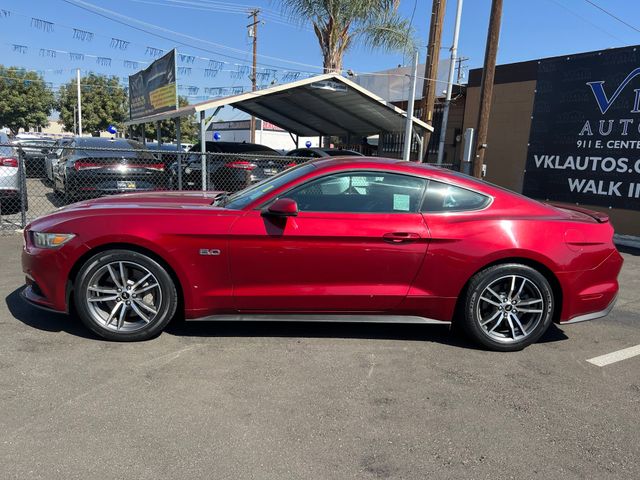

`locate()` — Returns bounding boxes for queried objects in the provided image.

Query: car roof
[144,143,183,151]
[198,141,280,154]
[75,137,144,148]
[288,147,363,155]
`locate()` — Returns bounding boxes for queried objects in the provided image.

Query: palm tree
[282,0,415,73]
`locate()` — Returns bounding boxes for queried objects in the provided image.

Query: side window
[422,180,490,212]
[286,172,426,213]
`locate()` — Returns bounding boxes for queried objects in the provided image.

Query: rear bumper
[561,294,617,324]
[0,189,20,197]
[558,249,623,323]
[67,171,167,195]
[0,167,20,190]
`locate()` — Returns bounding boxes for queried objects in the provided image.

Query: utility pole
[456,56,469,84]
[436,0,463,165]
[402,50,419,162]
[473,0,503,179]
[76,68,82,136]
[248,9,259,143]
[420,0,446,158]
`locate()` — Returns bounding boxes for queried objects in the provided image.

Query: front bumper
[22,236,89,313]
[21,284,64,313]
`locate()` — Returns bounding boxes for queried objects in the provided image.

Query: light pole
[76,68,82,136]
[402,49,419,162]
[436,0,463,165]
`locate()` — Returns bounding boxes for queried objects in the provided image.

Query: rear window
[325,150,362,157]
[76,139,155,161]
[194,142,280,155]
[422,180,490,212]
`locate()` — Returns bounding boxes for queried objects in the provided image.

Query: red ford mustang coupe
[21,158,622,351]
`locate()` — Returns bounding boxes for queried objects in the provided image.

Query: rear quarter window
[422,179,490,212]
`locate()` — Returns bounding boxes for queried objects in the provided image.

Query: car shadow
[5,288,100,340]
[6,286,568,349]
[44,191,68,208]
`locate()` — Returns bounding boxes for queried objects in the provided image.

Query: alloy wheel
[85,260,163,333]
[476,274,545,343]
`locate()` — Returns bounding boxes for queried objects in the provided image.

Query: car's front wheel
[461,264,554,351]
[74,249,178,341]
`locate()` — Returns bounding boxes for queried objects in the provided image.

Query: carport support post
[200,111,207,191]
[18,150,27,228]
[156,121,162,172]
[402,49,419,161]
[175,117,182,190]
[414,132,425,164]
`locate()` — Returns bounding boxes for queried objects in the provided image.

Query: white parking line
[587,345,640,367]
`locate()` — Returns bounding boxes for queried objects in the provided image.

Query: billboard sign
[523,46,640,210]
[129,49,178,120]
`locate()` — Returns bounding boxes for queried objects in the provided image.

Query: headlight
[32,232,76,249]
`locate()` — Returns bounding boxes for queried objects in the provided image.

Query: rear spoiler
[549,203,609,223]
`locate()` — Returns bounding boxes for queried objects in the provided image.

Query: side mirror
[262,198,298,217]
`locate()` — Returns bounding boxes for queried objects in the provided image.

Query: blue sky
[0,0,638,112]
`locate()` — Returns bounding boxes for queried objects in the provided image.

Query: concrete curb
[614,234,640,251]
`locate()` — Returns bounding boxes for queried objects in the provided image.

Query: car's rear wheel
[462,264,554,351]
[74,249,178,341]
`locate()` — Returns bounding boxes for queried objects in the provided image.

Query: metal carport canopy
[124,73,433,137]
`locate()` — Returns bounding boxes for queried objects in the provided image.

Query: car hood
[27,191,234,233]
[65,191,226,209]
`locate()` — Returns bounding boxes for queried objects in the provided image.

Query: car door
[228,170,430,312]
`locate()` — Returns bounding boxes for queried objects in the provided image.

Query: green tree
[58,73,127,135]
[144,96,198,143]
[0,66,55,135]
[282,0,415,73]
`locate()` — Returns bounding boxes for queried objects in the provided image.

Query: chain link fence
[0,141,311,234]
[0,141,460,234]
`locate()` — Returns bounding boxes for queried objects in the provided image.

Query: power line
[582,0,640,34]
[127,0,314,32]
[60,0,324,72]
[3,4,456,91]
[544,0,626,43]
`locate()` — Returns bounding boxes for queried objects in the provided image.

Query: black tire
[461,263,554,352]
[74,249,178,341]
[0,198,21,215]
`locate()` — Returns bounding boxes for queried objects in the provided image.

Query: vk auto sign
[523,46,640,210]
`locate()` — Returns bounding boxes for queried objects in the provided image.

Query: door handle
[382,232,421,244]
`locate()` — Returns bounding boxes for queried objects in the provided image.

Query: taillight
[0,157,18,168]
[74,161,102,171]
[285,162,297,168]
[225,160,257,170]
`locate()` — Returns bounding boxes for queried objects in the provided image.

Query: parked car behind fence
[14,137,56,178]
[52,137,168,201]
[169,142,297,192]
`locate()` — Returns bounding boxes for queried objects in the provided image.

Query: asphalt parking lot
[1,234,639,480]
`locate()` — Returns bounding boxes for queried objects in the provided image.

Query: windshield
[224,162,316,209]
